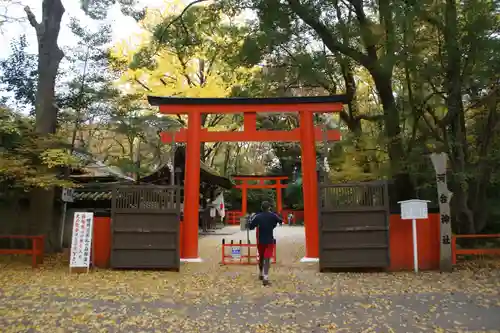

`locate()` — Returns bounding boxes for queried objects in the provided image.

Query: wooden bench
[0,235,45,268]
[452,234,500,264]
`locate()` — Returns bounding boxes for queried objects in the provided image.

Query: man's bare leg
[262,258,271,286]
[258,255,264,280]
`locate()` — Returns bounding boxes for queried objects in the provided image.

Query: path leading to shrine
[1,226,499,332]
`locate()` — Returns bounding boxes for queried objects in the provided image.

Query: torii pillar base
[300,257,320,263]
[181,258,203,263]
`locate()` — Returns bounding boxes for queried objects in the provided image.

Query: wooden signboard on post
[430,153,453,272]
[69,212,94,274]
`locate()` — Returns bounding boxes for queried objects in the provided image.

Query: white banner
[213,193,225,218]
[69,212,94,269]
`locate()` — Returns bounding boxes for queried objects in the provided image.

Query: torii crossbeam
[148,95,347,263]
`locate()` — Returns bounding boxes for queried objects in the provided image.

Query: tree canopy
[0,0,499,240]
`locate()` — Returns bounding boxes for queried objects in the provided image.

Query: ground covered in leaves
[1,226,499,333]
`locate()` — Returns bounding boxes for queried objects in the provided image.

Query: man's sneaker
[262,279,271,286]
[258,275,263,281]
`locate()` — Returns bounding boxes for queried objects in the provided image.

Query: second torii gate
[148,95,347,263]
[233,175,288,215]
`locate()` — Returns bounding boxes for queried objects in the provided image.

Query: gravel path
[1,226,499,332]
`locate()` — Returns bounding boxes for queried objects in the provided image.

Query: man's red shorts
[257,243,275,259]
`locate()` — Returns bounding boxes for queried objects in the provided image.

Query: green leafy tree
[0,35,38,109]
[18,0,145,249]
[58,19,119,152]
[0,106,77,191]
[112,3,261,161]
[80,0,145,21]
[210,0,499,232]
[107,93,182,179]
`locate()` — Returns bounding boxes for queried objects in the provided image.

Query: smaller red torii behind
[233,175,288,216]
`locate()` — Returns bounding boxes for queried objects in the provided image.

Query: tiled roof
[73,190,112,201]
[139,146,233,189]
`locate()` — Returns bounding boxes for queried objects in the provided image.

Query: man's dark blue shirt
[248,211,282,244]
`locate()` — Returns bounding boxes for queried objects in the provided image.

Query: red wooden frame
[0,235,45,268]
[148,95,347,261]
[451,234,500,264]
[221,242,277,265]
[225,211,243,225]
[226,210,304,225]
[234,176,287,215]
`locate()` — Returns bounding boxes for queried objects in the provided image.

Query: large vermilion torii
[148,95,347,263]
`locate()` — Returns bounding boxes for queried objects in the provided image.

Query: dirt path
[1,226,499,332]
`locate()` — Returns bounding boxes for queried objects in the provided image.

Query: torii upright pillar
[299,110,320,261]
[182,110,202,261]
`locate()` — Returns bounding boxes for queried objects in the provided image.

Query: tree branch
[176,52,194,87]
[356,114,384,121]
[346,0,378,61]
[176,114,186,126]
[208,114,225,127]
[169,1,207,31]
[205,49,220,78]
[155,0,208,45]
[420,105,445,143]
[23,6,41,34]
[287,0,375,70]
[416,10,445,32]
[134,77,152,92]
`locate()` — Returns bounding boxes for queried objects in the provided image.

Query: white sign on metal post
[398,200,431,273]
[400,199,429,220]
[62,188,75,202]
[69,212,94,273]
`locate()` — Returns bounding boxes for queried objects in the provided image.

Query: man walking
[248,201,282,286]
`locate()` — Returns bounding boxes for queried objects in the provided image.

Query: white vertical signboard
[69,212,94,273]
[398,200,430,273]
[430,153,453,272]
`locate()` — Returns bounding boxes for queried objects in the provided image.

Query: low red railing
[281,210,304,224]
[0,235,45,268]
[225,211,242,225]
[226,210,304,224]
[221,238,277,265]
[452,234,500,264]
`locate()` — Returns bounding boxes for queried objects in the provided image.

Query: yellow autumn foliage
[110,2,261,99]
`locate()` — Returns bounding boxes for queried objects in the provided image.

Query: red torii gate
[148,95,346,262]
[233,175,288,216]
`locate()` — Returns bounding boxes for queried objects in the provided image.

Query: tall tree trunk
[222,144,232,176]
[70,47,90,152]
[468,90,499,232]
[372,70,414,202]
[287,0,413,201]
[339,60,372,173]
[25,0,65,251]
[442,0,475,233]
[25,1,64,134]
[134,138,141,181]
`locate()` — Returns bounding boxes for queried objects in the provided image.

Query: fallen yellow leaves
[0,227,499,332]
